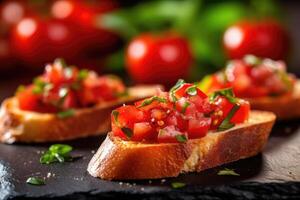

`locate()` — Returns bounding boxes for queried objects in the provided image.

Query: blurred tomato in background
[0,0,299,87]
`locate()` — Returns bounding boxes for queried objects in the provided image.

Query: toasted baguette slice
[246,81,300,120]
[88,111,275,180]
[0,85,161,143]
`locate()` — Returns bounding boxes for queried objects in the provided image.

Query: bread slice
[87,111,276,180]
[247,81,300,120]
[0,85,161,143]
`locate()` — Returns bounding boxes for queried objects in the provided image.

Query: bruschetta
[0,59,161,143]
[198,55,299,120]
[88,80,276,180]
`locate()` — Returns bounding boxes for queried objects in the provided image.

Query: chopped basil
[169,79,185,102]
[26,177,45,185]
[171,182,186,189]
[40,144,73,164]
[57,109,75,119]
[121,127,133,138]
[16,85,25,94]
[78,69,89,81]
[217,104,240,131]
[186,85,197,96]
[112,110,120,126]
[209,88,237,104]
[181,101,190,114]
[217,168,240,176]
[54,58,67,68]
[137,96,167,108]
[32,78,48,94]
[197,75,212,92]
[175,135,187,143]
[243,54,261,66]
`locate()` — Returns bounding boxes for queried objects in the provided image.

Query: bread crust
[247,80,300,120]
[0,85,161,143]
[87,111,276,180]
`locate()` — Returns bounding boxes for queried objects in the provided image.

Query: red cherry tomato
[223,20,290,60]
[126,33,193,86]
[11,17,82,68]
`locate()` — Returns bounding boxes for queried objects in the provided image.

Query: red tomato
[187,118,211,139]
[51,0,121,56]
[223,20,290,60]
[231,99,250,124]
[132,122,155,141]
[174,83,207,100]
[126,33,193,86]
[157,125,188,143]
[11,17,82,68]
[16,86,40,111]
[111,105,148,139]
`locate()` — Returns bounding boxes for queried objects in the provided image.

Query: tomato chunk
[187,118,211,139]
[157,125,188,143]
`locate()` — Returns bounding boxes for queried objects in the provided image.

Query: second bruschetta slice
[199,55,299,120]
[88,80,276,180]
[0,59,161,143]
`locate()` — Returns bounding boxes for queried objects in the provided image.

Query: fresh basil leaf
[16,85,25,94]
[40,151,56,164]
[137,96,167,108]
[181,101,190,114]
[175,135,187,143]
[40,144,74,164]
[78,69,89,81]
[54,58,67,68]
[209,88,237,103]
[112,110,120,126]
[186,85,197,96]
[171,182,186,189]
[169,79,185,102]
[217,168,240,176]
[26,177,45,185]
[57,109,75,119]
[218,104,240,131]
[121,127,133,138]
[32,78,48,94]
[49,144,72,155]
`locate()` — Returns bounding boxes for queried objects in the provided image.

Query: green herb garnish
[40,144,73,164]
[78,69,89,81]
[16,85,25,94]
[175,135,187,143]
[217,168,240,176]
[217,104,240,131]
[137,96,167,108]
[57,109,75,119]
[32,78,48,94]
[26,177,45,185]
[121,127,133,138]
[186,85,197,96]
[209,88,237,104]
[171,182,186,189]
[169,79,185,102]
[112,110,120,126]
[181,101,190,114]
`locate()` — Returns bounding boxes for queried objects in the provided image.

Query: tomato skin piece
[157,125,188,143]
[223,20,290,61]
[174,83,207,100]
[126,33,193,86]
[132,122,156,141]
[230,99,250,124]
[187,118,211,139]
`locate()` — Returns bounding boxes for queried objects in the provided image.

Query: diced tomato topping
[112,81,250,143]
[205,56,295,98]
[16,59,126,113]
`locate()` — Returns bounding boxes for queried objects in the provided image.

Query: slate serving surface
[0,79,300,200]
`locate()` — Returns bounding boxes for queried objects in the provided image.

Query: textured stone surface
[0,121,299,200]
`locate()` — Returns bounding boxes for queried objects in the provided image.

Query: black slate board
[0,79,300,200]
[0,121,300,200]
